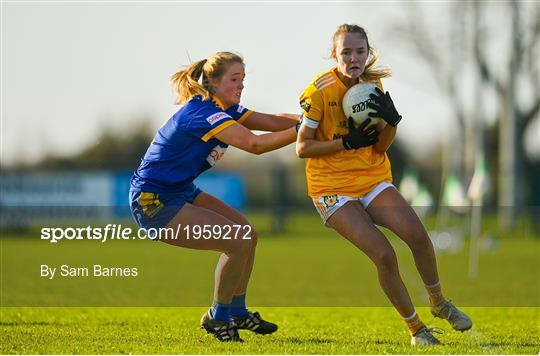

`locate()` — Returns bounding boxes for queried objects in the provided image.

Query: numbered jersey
[130,95,252,193]
[299,67,392,198]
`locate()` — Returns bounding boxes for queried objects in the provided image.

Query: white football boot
[411,327,442,346]
[431,300,473,331]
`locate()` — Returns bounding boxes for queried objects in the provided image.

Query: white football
[342,82,380,127]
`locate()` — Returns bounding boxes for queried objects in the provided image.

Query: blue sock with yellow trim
[230,294,248,317]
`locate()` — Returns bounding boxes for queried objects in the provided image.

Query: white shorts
[312,182,395,226]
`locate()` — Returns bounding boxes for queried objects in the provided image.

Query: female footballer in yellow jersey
[296,24,472,346]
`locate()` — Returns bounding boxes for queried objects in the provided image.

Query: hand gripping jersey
[130,95,252,193]
[299,67,392,198]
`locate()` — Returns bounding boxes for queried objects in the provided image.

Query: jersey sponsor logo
[300,99,311,113]
[328,101,337,107]
[206,145,227,166]
[323,195,339,208]
[331,120,348,139]
[206,112,231,125]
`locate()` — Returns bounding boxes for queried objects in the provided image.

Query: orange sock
[403,310,425,335]
[425,281,445,306]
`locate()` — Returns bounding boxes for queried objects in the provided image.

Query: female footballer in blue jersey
[130,52,298,342]
[296,24,472,346]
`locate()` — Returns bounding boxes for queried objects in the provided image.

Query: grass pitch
[1,212,539,353]
[1,306,539,354]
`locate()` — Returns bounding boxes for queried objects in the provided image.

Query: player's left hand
[367,87,402,127]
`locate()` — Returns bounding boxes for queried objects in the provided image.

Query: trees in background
[395,1,540,229]
[19,122,154,171]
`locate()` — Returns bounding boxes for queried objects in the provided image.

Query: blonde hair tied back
[170,52,244,105]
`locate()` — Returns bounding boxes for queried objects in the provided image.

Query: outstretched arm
[215,122,297,155]
[241,112,300,132]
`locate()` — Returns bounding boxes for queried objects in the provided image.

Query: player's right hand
[342,117,379,150]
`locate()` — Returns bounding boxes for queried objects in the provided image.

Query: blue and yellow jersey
[130,95,252,193]
[299,67,392,198]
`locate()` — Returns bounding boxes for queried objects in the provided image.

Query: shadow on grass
[373,339,401,345]
[476,341,540,348]
[0,321,63,326]
[279,336,336,344]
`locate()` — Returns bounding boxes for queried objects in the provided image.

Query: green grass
[1,212,539,353]
[1,307,539,354]
[1,213,538,307]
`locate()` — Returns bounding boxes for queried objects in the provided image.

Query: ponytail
[170,59,209,105]
[361,48,391,82]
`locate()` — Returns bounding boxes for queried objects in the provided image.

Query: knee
[405,229,433,252]
[248,227,258,249]
[374,248,398,272]
[242,225,258,252]
[226,226,257,256]
[226,238,251,257]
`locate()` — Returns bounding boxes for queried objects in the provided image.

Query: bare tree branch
[521,99,540,130]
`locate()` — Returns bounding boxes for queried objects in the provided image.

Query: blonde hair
[331,24,392,82]
[170,52,244,105]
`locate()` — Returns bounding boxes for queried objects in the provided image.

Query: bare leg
[366,187,440,286]
[193,192,257,296]
[192,193,278,335]
[164,203,252,304]
[327,201,416,318]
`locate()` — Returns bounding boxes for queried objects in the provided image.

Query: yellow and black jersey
[299,67,392,198]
